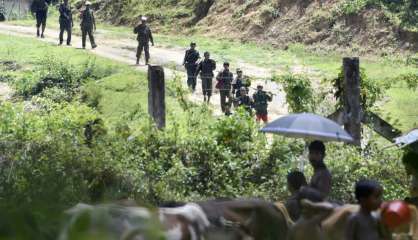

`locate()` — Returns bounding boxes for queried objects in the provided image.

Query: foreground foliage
[0,35,411,239]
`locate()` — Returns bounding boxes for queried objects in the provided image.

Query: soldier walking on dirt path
[80,1,97,49]
[183,42,200,92]
[59,0,73,46]
[232,68,250,107]
[216,62,233,113]
[252,85,272,123]
[134,16,154,65]
[31,0,50,38]
[195,51,216,103]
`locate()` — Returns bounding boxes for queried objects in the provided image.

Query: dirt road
[0,23,289,118]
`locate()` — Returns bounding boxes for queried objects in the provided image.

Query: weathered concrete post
[148,65,165,129]
[343,57,361,146]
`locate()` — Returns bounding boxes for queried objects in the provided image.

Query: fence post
[343,57,362,146]
[148,65,166,129]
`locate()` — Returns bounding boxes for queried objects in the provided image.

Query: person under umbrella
[308,140,332,199]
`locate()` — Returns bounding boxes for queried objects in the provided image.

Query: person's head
[204,51,210,59]
[237,69,243,77]
[287,171,308,194]
[64,0,68,4]
[355,179,383,211]
[223,62,230,71]
[190,42,196,50]
[257,85,263,91]
[308,140,326,168]
[141,16,147,24]
[240,87,247,96]
[85,1,91,8]
[402,151,418,175]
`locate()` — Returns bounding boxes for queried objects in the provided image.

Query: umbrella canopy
[394,129,418,148]
[261,113,354,143]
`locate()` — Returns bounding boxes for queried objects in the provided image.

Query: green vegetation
[0,33,411,239]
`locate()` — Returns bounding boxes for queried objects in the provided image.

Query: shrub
[273,73,317,113]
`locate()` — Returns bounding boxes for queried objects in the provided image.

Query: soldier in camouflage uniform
[232,69,251,107]
[58,0,73,46]
[31,0,50,38]
[134,16,154,65]
[195,52,216,103]
[80,1,97,49]
[237,87,253,115]
[252,85,272,123]
[216,62,234,113]
[183,42,200,91]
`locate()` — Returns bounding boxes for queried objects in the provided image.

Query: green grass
[383,87,418,131]
[0,33,185,127]
[6,12,418,130]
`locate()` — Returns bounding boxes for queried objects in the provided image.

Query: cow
[59,203,210,240]
[59,199,293,240]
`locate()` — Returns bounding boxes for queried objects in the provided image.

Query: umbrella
[260,113,354,143]
[394,129,418,148]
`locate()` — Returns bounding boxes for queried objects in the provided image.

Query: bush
[273,73,317,113]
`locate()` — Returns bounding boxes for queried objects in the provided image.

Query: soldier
[183,42,200,91]
[237,87,253,114]
[58,0,73,46]
[134,16,154,65]
[252,85,272,123]
[80,1,97,49]
[31,0,49,38]
[216,62,233,113]
[195,52,216,103]
[232,69,251,107]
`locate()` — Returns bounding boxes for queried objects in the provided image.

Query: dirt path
[0,23,289,118]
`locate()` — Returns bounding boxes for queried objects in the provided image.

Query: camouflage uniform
[59,2,73,45]
[216,70,233,113]
[253,90,272,122]
[238,94,253,114]
[196,58,216,99]
[183,48,200,91]
[134,24,154,64]
[80,7,97,48]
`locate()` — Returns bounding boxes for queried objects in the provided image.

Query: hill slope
[92,0,418,53]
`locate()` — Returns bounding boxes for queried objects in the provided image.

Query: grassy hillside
[91,0,418,53]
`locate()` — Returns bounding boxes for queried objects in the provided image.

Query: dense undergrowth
[0,34,412,239]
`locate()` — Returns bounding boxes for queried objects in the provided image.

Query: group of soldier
[30,1,273,122]
[183,42,273,122]
[31,0,96,49]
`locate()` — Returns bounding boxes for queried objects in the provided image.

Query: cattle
[59,203,210,240]
[59,199,292,240]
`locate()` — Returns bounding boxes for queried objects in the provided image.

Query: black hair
[297,186,324,203]
[308,140,326,155]
[355,179,381,201]
[287,171,308,191]
[223,62,230,66]
[204,51,210,56]
[402,151,418,171]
